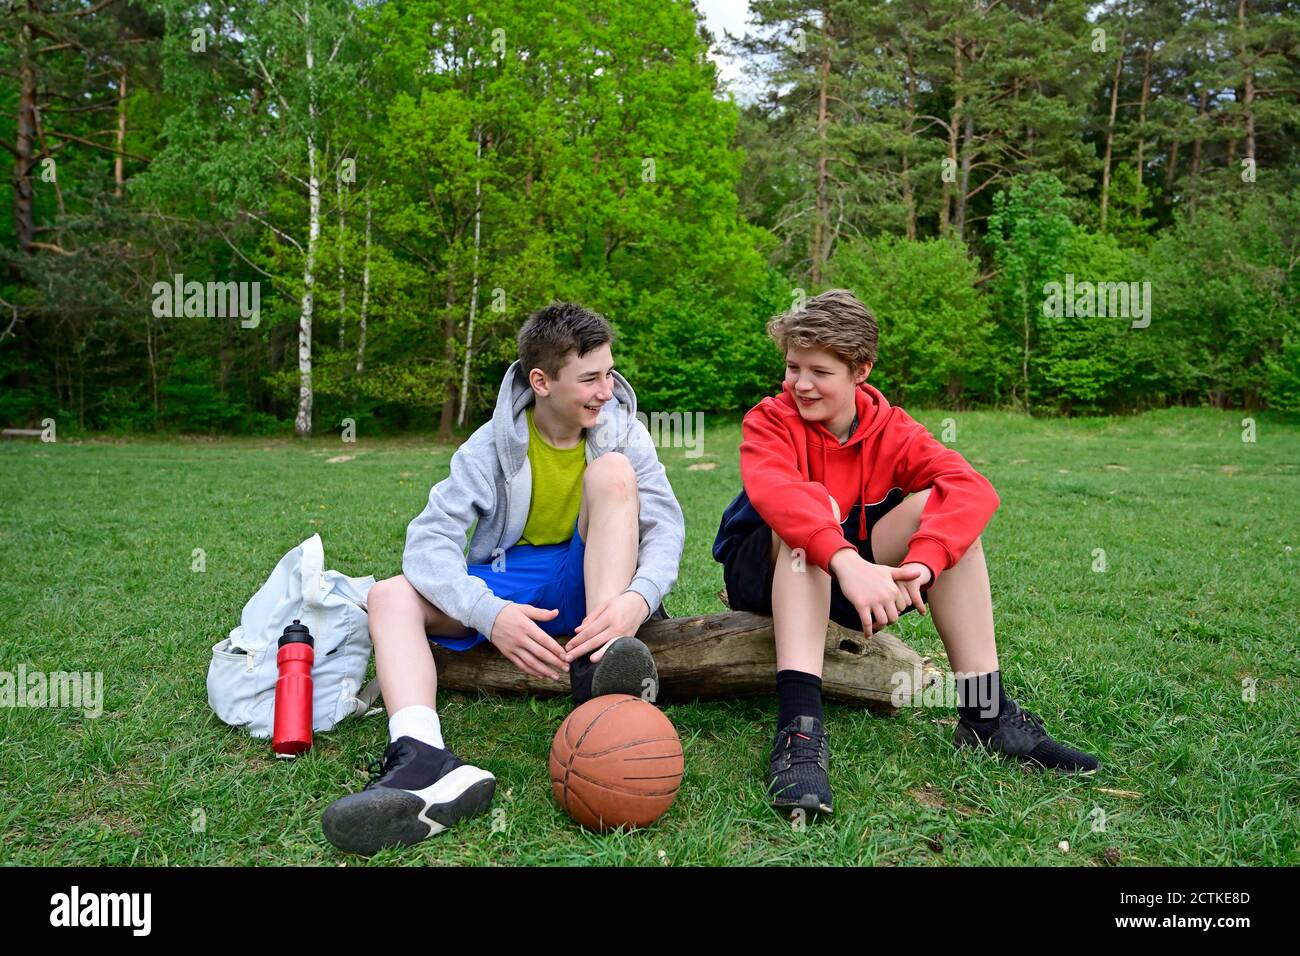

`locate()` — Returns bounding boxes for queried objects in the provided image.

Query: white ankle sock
[388,705,444,750]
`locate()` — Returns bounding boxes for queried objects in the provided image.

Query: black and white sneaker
[321,737,496,856]
[571,636,659,704]
[953,698,1100,775]
[767,716,833,817]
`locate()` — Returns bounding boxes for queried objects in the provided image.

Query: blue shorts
[429,521,587,651]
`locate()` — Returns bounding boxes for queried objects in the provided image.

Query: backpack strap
[357,675,384,716]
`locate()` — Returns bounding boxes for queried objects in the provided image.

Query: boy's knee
[585,451,636,501]
[369,574,418,615]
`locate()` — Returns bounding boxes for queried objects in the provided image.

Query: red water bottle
[272,619,315,756]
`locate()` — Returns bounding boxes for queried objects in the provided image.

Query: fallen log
[431,607,938,713]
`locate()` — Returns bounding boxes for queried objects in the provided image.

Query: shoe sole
[321,765,496,856]
[770,793,833,818]
[592,637,659,701]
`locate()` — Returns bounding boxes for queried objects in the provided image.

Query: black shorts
[721,488,923,632]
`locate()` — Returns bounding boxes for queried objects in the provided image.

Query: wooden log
[431,609,939,713]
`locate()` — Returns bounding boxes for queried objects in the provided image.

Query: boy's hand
[894,562,931,616]
[489,603,570,681]
[564,591,651,663]
[832,551,928,636]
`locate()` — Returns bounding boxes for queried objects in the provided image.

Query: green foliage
[1264,334,1300,416]
[1106,163,1161,251]
[1036,229,1146,413]
[159,355,280,434]
[617,267,792,413]
[3,0,1299,429]
[0,348,57,429]
[1140,188,1300,408]
[825,234,993,406]
[987,175,1075,409]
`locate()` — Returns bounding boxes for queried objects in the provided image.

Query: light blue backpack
[207,534,382,740]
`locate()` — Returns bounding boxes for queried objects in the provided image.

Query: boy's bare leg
[321,574,496,856]
[577,452,640,612]
[570,452,659,699]
[866,492,1098,773]
[867,490,999,674]
[366,574,475,715]
[768,496,841,678]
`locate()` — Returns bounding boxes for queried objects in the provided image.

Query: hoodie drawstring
[813,410,869,542]
[819,438,827,505]
[858,446,867,541]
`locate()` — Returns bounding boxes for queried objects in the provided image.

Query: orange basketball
[549,694,684,831]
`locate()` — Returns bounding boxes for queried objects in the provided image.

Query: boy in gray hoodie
[322,303,685,855]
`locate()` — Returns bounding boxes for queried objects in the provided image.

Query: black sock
[956,670,1009,724]
[776,669,823,732]
[569,652,596,705]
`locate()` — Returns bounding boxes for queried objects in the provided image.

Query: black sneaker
[767,716,833,817]
[953,698,1100,775]
[321,737,496,856]
[571,636,659,704]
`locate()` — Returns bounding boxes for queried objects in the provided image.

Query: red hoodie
[739,381,1000,584]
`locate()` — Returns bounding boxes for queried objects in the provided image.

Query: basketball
[549,694,684,831]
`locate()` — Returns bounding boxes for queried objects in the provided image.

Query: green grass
[1,408,1297,866]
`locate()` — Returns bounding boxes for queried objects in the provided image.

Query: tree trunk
[114,63,127,199]
[337,158,346,350]
[295,0,318,438]
[219,317,232,395]
[1239,0,1256,164]
[902,38,917,241]
[146,313,158,417]
[77,341,85,429]
[1022,276,1032,411]
[437,382,456,440]
[1135,41,1152,208]
[1100,34,1125,232]
[1189,86,1207,218]
[31,96,65,219]
[437,269,457,443]
[810,5,831,286]
[14,14,38,257]
[429,611,938,711]
[955,112,973,240]
[457,128,484,428]
[941,35,963,238]
[356,188,370,375]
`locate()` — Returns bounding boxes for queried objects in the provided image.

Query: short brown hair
[766,289,878,370]
[517,302,614,380]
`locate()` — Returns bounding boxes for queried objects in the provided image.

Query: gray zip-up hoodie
[402,360,686,639]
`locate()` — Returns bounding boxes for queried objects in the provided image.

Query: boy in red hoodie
[713,290,1098,818]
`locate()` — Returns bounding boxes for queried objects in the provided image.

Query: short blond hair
[766,289,878,371]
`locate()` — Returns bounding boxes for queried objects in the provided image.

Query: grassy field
[2,408,1297,866]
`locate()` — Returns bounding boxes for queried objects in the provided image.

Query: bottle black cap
[279,619,315,648]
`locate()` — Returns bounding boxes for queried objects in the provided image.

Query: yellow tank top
[518,406,587,545]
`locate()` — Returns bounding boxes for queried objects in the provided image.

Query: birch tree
[143,0,361,435]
